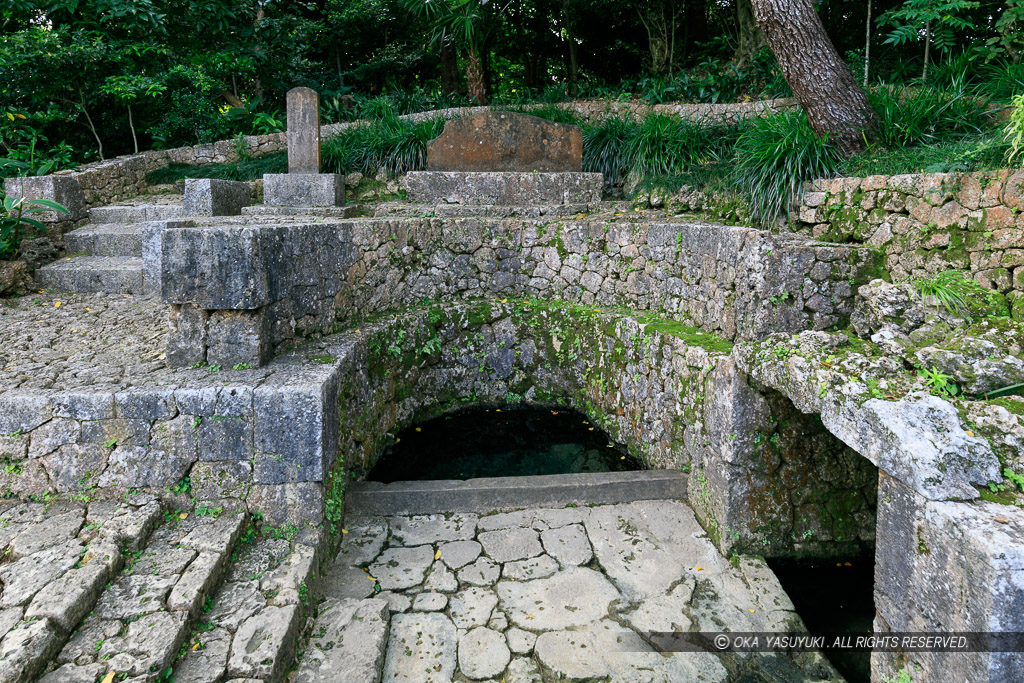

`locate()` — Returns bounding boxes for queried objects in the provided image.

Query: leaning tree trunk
[751,0,877,157]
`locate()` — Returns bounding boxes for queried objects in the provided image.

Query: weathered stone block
[873,473,1024,682]
[161,226,271,309]
[427,112,582,172]
[183,179,251,216]
[253,366,339,484]
[286,87,321,174]
[404,172,602,205]
[3,175,87,222]
[206,309,272,368]
[263,173,344,207]
[166,304,208,368]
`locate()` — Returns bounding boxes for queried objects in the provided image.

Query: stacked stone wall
[339,216,879,343]
[795,169,1024,302]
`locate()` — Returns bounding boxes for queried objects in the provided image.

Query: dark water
[368,408,643,482]
[768,556,876,683]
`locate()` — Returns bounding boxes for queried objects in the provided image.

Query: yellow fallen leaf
[395,438,401,444]
[588,428,594,431]
[416,427,422,432]
[178,512,188,520]
[694,567,702,571]
[341,529,349,534]
[495,409,502,412]
[620,456,626,460]
[102,673,116,683]
[192,642,202,651]
[965,430,975,437]
[367,575,377,581]
[54,301,62,308]
[435,549,442,560]
[748,609,756,613]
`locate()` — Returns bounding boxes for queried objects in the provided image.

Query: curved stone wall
[326,299,876,558]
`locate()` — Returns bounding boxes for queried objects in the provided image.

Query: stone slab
[184,179,252,217]
[426,112,582,172]
[293,598,389,683]
[346,471,686,515]
[287,87,321,174]
[404,171,602,206]
[4,175,87,222]
[263,173,344,207]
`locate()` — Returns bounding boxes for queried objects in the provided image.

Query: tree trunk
[733,0,766,68]
[922,21,931,82]
[864,0,872,87]
[751,0,877,157]
[467,49,487,104]
[78,90,104,161]
[127,104,138,155]
[440,42,459,96]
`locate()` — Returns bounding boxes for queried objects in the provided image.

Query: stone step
[44,511,247,682]
[65,223,143,257]
[370,202,597,219]
[240,204,363,219]
[36,256,145,295]
[0,496,163,682]
[89,204,184,224]
[292,598,390,682]
[171,534,319,682]
[346,470,688,516]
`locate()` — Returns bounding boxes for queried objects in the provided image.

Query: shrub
[732,110,840,226]
[625,114,706,177]
[583,115,633,188]
[1,197,67,260]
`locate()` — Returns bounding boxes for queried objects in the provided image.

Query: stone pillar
[873,472,1024,682]
[286,87,321,174]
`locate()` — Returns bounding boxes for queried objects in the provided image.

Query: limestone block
[183,179,251,216]
[263,173,344,207]
[286,87,321,174]
[3,175,87,222]
[404,171,602,205]
[426,112,582,172]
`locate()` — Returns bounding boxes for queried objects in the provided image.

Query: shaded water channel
[769,556,876,683]
[368,407,643,482]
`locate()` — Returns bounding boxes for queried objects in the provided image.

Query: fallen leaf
[748,609,756,613]
[995,517,1010,524]
[844,562,852,567]
[192,642,202,651]
[367,575,377,581]
[341,529,349,534]
[54,301,61,308]
[101,673,116,683]
[694,567,702,571]
[415,427,422,432]
[178,512,188,520]
[966,430,975,437]
[495,409,502,412]
[435,549,442,560]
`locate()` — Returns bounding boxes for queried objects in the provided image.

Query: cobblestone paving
[310,500,841,682]
[0,294,168,391]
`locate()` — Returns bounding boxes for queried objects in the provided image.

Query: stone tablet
[426,112,582,172]
[286,87,320,174]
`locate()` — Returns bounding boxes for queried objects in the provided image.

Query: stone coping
[345,470,687,515]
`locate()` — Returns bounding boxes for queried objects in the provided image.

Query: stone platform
[347,471,687,515]
[309,499,841,682]
[404,171,603,205]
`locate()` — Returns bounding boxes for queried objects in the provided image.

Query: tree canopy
[0,0,1020,165]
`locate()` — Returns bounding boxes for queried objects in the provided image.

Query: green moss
[979,487,1019,505]
[637,317,733,353]
[309,355,337,364]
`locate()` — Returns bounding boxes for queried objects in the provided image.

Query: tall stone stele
[263,87,345,207]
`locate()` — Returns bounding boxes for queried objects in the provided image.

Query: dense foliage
[1,0,1021,169]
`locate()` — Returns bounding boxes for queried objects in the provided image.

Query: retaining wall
[795,168,1024,301]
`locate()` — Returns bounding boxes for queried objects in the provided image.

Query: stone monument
[404,111,602,205]
[262,87,345,207]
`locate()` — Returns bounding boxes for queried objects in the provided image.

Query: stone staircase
[34,202,183,296]
[0,492,324,683]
